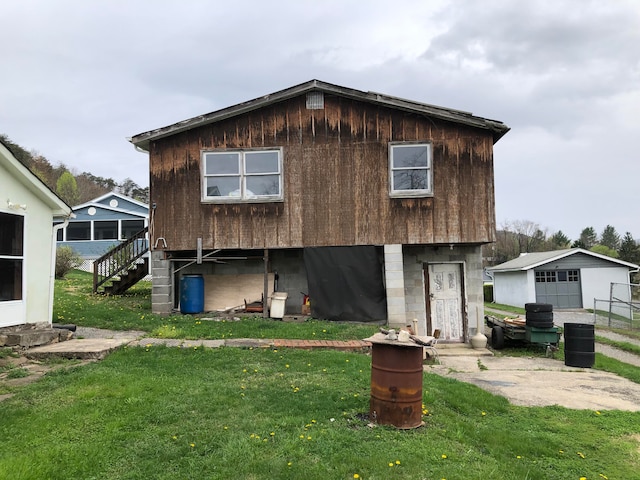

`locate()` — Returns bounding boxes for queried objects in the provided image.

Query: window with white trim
[202,149,283,202]
[389,143,433,197]
[0,212,23,301]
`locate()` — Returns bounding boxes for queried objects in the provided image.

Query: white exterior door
[427,263,464,342]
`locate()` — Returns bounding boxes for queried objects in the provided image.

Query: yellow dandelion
[388,463,394,467]
[599,474,608,479]
[595,411,601,415]
[481,411,486,416]
[270,432,275,436]
[353,475,360,479]
[516,455,522,459]
[441,454,447,459]
[395,460,401,465]
[172,435,178,440]
[577,452,585,459]
[286,364,290,368]
[189,443,195,448]
[580,477,586,480]
[288,462,292,467]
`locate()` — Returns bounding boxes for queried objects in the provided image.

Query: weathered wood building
[130,80,509,342]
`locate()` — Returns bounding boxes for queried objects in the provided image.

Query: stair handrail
[93,226,149,293]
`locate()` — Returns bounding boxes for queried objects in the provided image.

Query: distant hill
[1,133,148,205]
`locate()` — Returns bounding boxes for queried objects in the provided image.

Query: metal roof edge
[129,79,510,151]
[490,248,640,272]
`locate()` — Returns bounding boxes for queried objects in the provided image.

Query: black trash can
[564,323,595,368]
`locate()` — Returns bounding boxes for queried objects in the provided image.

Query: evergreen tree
[600,225,620,251]
[578,227,598,249]
[619,232,640,265]
[550,230,571,249]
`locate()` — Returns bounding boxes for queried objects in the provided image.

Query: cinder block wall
[151,249,308,315]
[402,245,484,338]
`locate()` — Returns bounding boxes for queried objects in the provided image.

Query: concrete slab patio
[25,338,136,361]
[427,355,640,411]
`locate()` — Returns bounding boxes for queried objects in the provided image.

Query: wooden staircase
[93,227,149,294]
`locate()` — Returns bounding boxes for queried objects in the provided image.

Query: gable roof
[488,248,639,272]
[72,191,148,211]
[0,139,71,217]
[129,79,510,151]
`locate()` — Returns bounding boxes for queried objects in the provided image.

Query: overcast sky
[1,0,639,241]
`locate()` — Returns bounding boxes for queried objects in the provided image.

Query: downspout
[49,214,74,325]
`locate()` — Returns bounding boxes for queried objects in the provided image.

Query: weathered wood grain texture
[149,95,496,251]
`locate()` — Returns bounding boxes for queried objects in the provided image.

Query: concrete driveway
[427,355,640,411]
[437,309,640,411]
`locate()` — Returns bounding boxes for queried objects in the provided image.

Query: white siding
[1,154,62,327]
[493,270,533,307]
[580,267,631,312]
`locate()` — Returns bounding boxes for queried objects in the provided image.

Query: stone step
[4,329,64,348]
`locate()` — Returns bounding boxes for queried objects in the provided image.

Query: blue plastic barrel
[180,274,204,314]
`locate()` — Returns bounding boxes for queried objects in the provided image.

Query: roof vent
[306,91,324,110]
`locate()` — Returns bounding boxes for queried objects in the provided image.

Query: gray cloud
[1,0,639,240]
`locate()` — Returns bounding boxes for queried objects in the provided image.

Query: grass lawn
[54,270,379,340]
[1,346,639,480]
[1,271,636,478]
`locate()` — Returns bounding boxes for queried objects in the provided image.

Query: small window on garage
[536,271,557,283]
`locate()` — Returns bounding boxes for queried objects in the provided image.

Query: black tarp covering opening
[303,246,387,323]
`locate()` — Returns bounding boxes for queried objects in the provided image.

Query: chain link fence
[592,282,640,330]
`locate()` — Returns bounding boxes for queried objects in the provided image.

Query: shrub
[55,246,82,279]
[483,283,494,302]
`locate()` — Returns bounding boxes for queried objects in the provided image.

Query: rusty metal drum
[367,334,424,429]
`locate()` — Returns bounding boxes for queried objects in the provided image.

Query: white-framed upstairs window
[389,142,433,197]
[202,148,283,202]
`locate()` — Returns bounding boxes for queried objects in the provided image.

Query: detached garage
[488,248,639,310]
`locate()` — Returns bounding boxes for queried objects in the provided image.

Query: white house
[0,140,72,330]
[488,248,639,312]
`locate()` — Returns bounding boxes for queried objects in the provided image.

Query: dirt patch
[0,353,95,401]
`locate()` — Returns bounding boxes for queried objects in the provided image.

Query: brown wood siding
[149,95,496,251]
